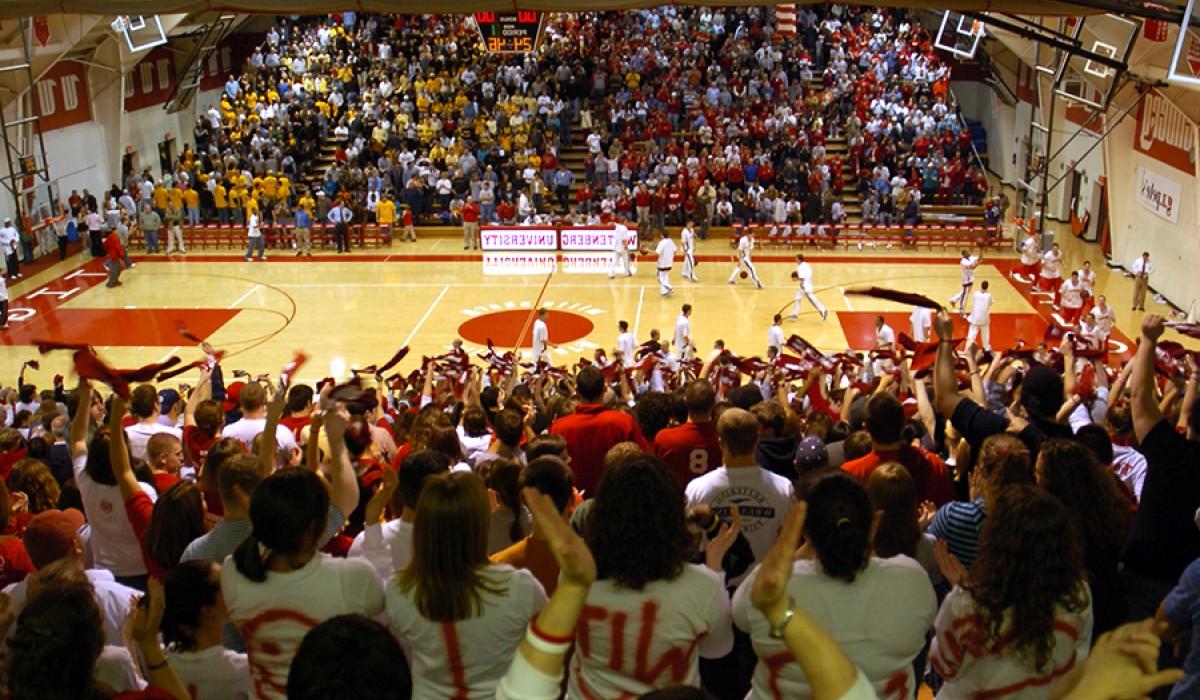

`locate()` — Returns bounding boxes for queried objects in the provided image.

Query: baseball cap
[794,436,829,475]
[23,508,85,569]
[223,380,245,413]
[158,388,181,415]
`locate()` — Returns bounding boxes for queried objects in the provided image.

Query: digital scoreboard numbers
[473,11,544,54]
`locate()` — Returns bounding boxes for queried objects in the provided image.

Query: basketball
[740,271,749,279]
[791,271,800,280]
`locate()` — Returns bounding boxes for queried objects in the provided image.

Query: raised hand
[523,487,595,587]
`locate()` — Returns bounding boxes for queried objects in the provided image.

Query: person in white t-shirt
[1059,271,1086,326]
[1039,243,1063,304]
[654,230,677,297]
[125,384,183,462]
[616,320,637,364]
[387,471,547,700]
[733,471,935,700]
[1130,251,1154,311]
[874,315,895,350]
[767,314,785,355]
[674,304,693,360]
[791,254,828,321]
[222,469,385,700]
[910,305,933,343]
[685,409,795,585]
[1016,230,1041,284]
[351,449,450,579]
[680,220,698,282]
[162,560,252,700]
[728,232,763,289]
[949,250,980,313]
[608,222,633,279]
[531,307,550,364]
[222,382,298,463]
[571,454,733,698]
[1090,295,1116,345]
[965,280,993,351]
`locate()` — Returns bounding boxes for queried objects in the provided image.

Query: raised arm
[70,378,92,459]
[321,403,359,516]
[965,347,985,406]
[107,396,141,501]
[1131,315,1165,443]
[183,366,213,429]
[258,387,287,477]
[1180,354,1198,438]
[933,311,966,418]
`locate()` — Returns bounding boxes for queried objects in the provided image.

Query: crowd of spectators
[0,305,1196,699]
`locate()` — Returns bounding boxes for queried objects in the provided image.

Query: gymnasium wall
[1102,90,1200,313]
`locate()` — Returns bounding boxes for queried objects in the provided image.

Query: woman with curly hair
[734,471,936,700]
[7,457,60,514]
[1036,438,1130,639]
[571,452,732,698]
[931,484,1092,699]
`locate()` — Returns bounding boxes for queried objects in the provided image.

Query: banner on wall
[1135,166,1181,223]
[34,60,91,132]
[1134,89,1197,175]
[123,46,176,112]
[199,33,264,91]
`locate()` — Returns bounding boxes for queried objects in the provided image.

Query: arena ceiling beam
[0,0,1181,20]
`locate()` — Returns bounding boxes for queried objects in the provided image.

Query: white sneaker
[820,309,828,321]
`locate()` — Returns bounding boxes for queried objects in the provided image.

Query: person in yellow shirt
[167,186,184,212]
[277,176,291,205]
[183,186,200,227]
[375,192,396,244]
[228,186,245,225]
[262,173,278,204]
[214,182,229,226]
[297,190,315,214]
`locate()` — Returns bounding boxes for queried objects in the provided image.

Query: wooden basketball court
[0,230,1177,385]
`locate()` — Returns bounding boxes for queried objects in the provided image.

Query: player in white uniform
[1038,243,1063,304]
[909,306,933,343]
[1059,271,1086,326]
[1090,294,1116,344]
[616,320,636,364]
[680,219,698,282]
[790,254,828,321]
[949,249,979,312]
[531,307,550,363]
[965,280,993,351]
[654,230,677,297]
[674,304,693,360]
[1016,231,1041,284]
[872,315,896,376]
[728,232,763,289]
[608,221,633,278]
[767,314,785,355]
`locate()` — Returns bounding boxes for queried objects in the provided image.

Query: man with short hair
[841,393,955,505]
[681,219,698,282]
[654,379,722,487]
[675,303,694,360]
[461,195,480,250]
[949,249,980,312]
[328,198,353,253]
[616,320,636,364]
[684,407,794,574]
[1059,271,1086,326]
[124,384,182,462]
[221,381,298,456]
[1131,251,1154,312]
[654,229,677,297]
[791,254,827,321]
[350,449,450,579]
[0,218,20,279]
[728,230,763,289]
[531,307,550,364]
[474,408,527,470]
[138,204,162,254]
[145,432,184,495]
[767,314,785,355]
[608,219,633,279]
[549,365,649,496]
[965,280,993,351]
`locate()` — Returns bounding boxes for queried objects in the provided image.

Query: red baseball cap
[23,508,85,569]
[223,381,245,413]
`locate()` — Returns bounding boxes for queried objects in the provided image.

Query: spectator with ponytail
[161,560,251,699]
[734,471,935,699]
[484,457,530,555]
[386,470,547,699]
[221,467,384,700]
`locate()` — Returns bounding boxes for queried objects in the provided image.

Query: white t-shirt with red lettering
[221,553,385,700]
[569,563,733,699]
[733,555,936,700]
[385,564,546,700]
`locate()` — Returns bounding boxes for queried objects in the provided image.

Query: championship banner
[34,60,91,132]
[123,46,176,112]
[559,227,637,251]
[1134,89,1197,176]
[479,227,557,251]
[1135,165,1181,223]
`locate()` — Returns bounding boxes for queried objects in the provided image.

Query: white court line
[402,285,450,348]
[157,346,180,363]
[840,286,854,311]
[633,286,645,338]
[273,282,795,289]
[228,284,262,308]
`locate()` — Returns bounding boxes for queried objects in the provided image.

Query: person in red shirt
[279,384,314,443]
[461,196,480,250]
[548,366,649,497]
[146,433,184,496]
[841,393,955,506]
[103,228,124,288]
[496,199,516,224]
[0,479,35,587]
[654,379,721,488]
[491,455,573,595]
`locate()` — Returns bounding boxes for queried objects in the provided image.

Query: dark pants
[57,235,68,260]
[4,252,17,277]
[105,258,122,287]
[700,624,755,699]
[88,229,103,256]
[0,299,8,326]
[334,223,349,252]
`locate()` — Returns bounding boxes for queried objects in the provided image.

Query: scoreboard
[473,11,544,53]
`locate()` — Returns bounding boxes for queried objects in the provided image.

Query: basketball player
[1039,243,1063,306]
[1059,271,1086,326]
[790,254,828,321]
[949,249,980,313]
[1016,229,1041,284]
[965,280,993,351]
[680,219,698,282]
[675,304,694,360]
[767,314,785,355]
[655,230,677,297]
[728,231,762,289]
[608,219,633,279]
[617,320,636,364]
[531,307,550,363]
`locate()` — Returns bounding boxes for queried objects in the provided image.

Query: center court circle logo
[458,309,595,348]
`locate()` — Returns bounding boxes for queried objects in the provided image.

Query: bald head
[718,408,759,457]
